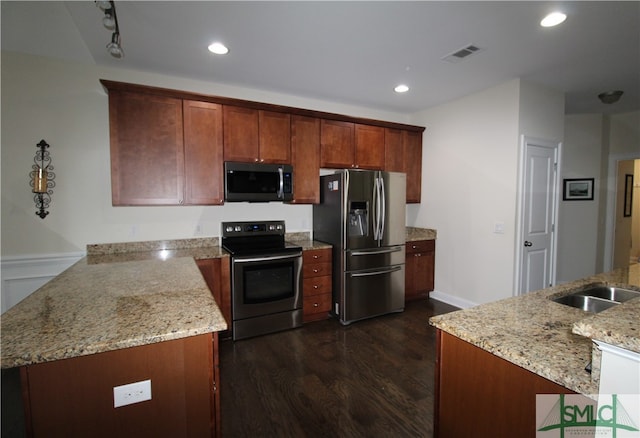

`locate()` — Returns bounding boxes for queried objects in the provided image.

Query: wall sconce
[29,140,55,219]
[96,1,124,58]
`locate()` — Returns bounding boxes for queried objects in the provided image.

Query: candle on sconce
[33,167,48,193]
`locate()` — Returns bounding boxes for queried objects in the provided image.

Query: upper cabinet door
[320,119,354,168]
[258,110,291,164]
[109,91,185,205]
[223,105,259,162]
[354,124,384,170]
[223,106,290,163]
[384,128,404,172]
[290,115,321,204]
[404,130,422,204]
[183,100,224,205]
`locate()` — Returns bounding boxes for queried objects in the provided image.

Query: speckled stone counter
[406,227,437,241]
[429,264,640,396]
[1,256,227,369]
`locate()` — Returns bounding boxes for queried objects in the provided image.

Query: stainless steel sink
[553,294,620,313]
[577,285,640,303]
[551,285,640,313]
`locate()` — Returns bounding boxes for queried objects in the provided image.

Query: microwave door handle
[278,167,284,199]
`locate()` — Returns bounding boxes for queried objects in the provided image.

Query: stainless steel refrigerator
[313,169,406,325]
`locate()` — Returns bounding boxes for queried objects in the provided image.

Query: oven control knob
[234,226,242,232]
[268,225,275,231]
[276,224,283,230]
[225,226,234,233]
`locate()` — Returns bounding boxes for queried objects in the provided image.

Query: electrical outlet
[113,379,152,408]
[195,223,202,235]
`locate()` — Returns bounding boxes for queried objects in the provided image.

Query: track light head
[106,33,124,58]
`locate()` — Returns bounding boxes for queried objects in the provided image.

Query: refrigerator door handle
[350,265,403,277]
[379,176,386,241]
[350,246,403,256]
[372,176,379,240]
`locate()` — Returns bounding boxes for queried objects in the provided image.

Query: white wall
[556,114,604,283]
[409,79,565,306]
[409,80,522,306]
[1,51,410,257]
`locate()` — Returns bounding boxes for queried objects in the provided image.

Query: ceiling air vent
[442,44,483,63]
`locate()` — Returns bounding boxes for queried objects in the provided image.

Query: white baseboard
[429,290,479,310]
[1,252,84,314]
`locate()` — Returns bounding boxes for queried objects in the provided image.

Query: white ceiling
[2,1,639,115]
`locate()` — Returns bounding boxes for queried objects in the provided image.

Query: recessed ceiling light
[540,12,567,27]
[208,42,229,55]
[394,84,409,93]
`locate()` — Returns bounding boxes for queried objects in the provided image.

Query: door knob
[524,241,533,247]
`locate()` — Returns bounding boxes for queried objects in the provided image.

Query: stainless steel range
[221,220,303,340]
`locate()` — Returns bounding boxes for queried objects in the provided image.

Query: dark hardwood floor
[1,298,458,437]
[220,299,458,437]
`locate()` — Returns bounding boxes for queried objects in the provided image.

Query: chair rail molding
[1,252,84,313]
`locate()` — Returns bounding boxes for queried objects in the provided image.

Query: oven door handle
[233,252,302,264]
[350,265,402,277]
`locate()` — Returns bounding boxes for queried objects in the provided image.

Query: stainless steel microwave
[224,162,293,202]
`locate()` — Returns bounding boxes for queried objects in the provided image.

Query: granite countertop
[406,227,437,241]
[1,257,227,369]
[429,264,640,396]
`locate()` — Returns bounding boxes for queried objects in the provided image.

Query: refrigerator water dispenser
[348,201,368,237]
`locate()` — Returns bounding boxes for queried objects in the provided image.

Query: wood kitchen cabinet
[403,130,422,203]
[197,257,232,339]
[435,330,575,437]
[223,106,291,164]
[320,120,385,170]
[405,239,435,301]
[302,248,332,322]
[384,128,405,172]
[183,100,224,205]
[21,333,221,437]
[385,128,422,203]
[290,115,321,204]
[102,80,425,206]
[108,90,185,205]
[106,83,224,206]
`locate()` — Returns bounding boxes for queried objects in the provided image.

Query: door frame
[603,153,640,272]
[514,136,562,296]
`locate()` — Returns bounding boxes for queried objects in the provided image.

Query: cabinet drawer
[303,262,332,278]
[406,240,435,254]
[303,248,332,264]
[303,275,332,296]
[303,292,332,316]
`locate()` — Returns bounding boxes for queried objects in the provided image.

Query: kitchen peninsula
[430,264,640,437]
[0,240,229,437]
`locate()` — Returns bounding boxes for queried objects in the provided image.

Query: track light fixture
[95,1,123,58]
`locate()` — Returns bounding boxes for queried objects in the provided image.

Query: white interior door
[519,138,559,294]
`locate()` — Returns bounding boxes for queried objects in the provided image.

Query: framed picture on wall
[563,178,594,201]
[623,174,633,217]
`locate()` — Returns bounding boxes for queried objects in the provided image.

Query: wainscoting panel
[1,253,84,314]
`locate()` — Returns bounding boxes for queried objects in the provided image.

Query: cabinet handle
[412,245,418,249]
[313,285,319,289]
[313,303,319,307]
[313,268,319,273]
[254,158,259,162]
[313,255,319,259]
